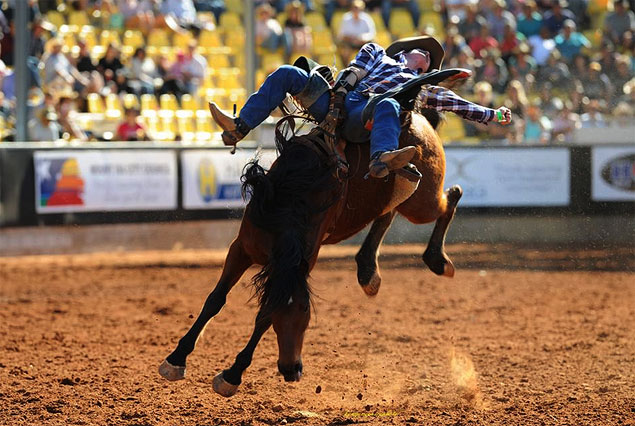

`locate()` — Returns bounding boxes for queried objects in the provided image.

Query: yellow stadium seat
[260,52,284,74]
[199,29,223,50]
[148,29,170,48]
[196,109,215,140]
[312,29,336,55]
[374,30,392,48]
[173,31,194,49]
[158,110,177,140]
[331,10,345,35]
[207,53,231,69]
[105,94,123,119]
[224,29,245,52]
[123,93,140,110]
[159,94,178,111]
[47,10,66,28]
[140,94,158,112]
[439,113,467,142]
[389,9,416,38]
[219,12,241,30]
[79,27,97,50]
[421,11,445,38]
[176,110,196,141]
[123,30,144,49]
[87,93,105,114]
[369,10,386,31]
[225,1,244,15]
[216,68,243,90]
[305,12,327,31]
[181,94,199,111]
[69,11,90,27]
[100,29,121,47]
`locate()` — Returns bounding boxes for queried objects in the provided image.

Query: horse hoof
[159,359,186,381]
[443,259,455,278]
[213,372,238,397]
[361,272,381,296]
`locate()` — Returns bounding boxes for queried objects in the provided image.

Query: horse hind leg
[422,185,462,277]
[355,211,397,296]
[159,239,253,381]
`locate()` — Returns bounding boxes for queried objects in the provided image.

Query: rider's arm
[418,85,512,124]
[333,42,383,95]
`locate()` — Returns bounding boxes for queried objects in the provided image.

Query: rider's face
[404,49,431,74]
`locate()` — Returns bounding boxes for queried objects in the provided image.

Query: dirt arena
[1,243,633,426]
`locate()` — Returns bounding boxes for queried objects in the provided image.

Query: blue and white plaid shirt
[349,43,496,123]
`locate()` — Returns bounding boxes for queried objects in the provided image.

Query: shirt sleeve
[349,42,383,72]
[418,85,496,123]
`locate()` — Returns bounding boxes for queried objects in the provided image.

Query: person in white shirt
[528,26,556,66]
[183,42,208,94]
[337,0,376,64]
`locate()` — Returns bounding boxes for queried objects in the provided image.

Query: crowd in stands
[0,0,632,144]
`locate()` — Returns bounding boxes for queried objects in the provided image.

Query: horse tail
[241,143,336,315]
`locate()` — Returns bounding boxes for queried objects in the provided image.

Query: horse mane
[413,100,443,130]
[241,134,339,315]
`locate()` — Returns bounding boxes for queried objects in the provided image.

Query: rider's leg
[209,65,330,141]
[368,98,416,178]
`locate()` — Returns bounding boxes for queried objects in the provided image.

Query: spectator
[41,38,90,92]
[159,0,214,33]
[29,18,47,58]
[457,4,486,44]
[113,68,134,94]
[580,97,608,127]
[581,61,613,102]
[502,79,529,142]
[550,97,580,142]
[381,0,420,30]
[523,100,552,143]
[447,44,476,92]
[324,0,351,27]
[528,25,556,66]
[97,44,125,83]
[508,43,538,87]
[475,48,509,93]
[594,40,618,74]
[337,0,376,64]
[554,19,591,63]
[500,22,526,63]
[441,0,473,24]
[443,27,468,63]
[255,3,286,53]
[98,0,126,31]
[486,0,517,42]
[183,41,208,94]
[603,0,635,48]
[193,0,227,24]
[610,54,634,102]
[610,101,634,127]
[536,49,572,91]
[542,0,576,37]
[468,24,499,59]
[56,93,88,141]
[283,1,313,61]
[566,0,591,30]
[158,51,188,100]
[464,81,509,140]
[28,108,61,141]
[118,0,156,34]
[128,47,157,95]
[116,107,148,141]
[76,40,96,73]
[517,0,543,39]
[274,0,315,13]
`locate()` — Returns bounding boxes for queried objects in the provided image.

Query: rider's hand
[494,107,512,125]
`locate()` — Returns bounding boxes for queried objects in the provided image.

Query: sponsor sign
[591,146,635,201]
[182,149,277,209]
[444,148,570,207]
[35,150,177,213]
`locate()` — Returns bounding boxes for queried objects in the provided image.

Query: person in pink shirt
[116,108,147,141]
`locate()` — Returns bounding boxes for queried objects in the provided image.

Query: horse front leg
[159,239,253,381]
[212,309,272,397]
[355,210,397,296]
[422,185,462,277]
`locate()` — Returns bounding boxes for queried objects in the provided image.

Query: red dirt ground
[0,244,633,426]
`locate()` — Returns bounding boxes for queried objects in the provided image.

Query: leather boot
[368,146,417,179]
[208,102,250,146]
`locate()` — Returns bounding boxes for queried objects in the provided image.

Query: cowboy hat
[386,36,445,71]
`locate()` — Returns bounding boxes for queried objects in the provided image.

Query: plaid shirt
[350,43,496,123]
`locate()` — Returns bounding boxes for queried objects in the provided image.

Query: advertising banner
[34,150,177,213]
[182,149,277,209]
[591,146,635,201]
[444,148,570,207]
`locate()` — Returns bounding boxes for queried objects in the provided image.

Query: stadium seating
[389,9,415,38]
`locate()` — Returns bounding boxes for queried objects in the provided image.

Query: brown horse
[158,107,462,397]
